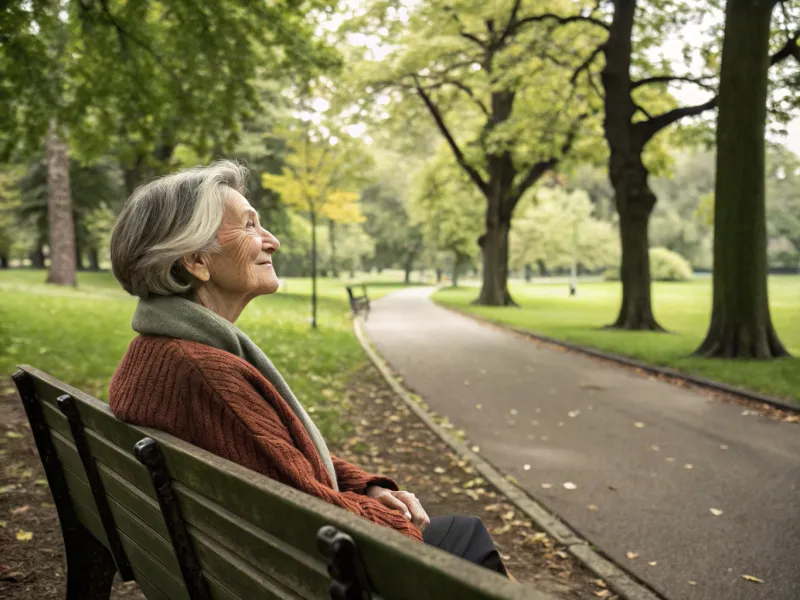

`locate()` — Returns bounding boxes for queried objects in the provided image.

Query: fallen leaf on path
[651,445,660,451]
[665,457,676,462]
[634,422,645,428]
[471,445,480,453]
[531,420,539,426]
[541,483,553,489]
[626,552,639,560]
[15,530,32,542]
[11,506,29,515]
[475,404,483,410]
[595,579,607,588]
[742,575,764,583]
[558,421,564,427]
[563,482,577,490]
[720,444,729,450]
[5,431,23,439]
[0,521,6,528]
[594,589,611,597]
[710,508,723,516]
[510,409,518,415]
[688,581,697,586]
[0,485,16,495]
[587,504,599,511]
[523,464,531,470]
[684,464,694,470]
[568,410,579,418]
[608,484,617,491]
[433,467,445,474]
[34,479,48,487]
[464,381,470,386]
[648,561,657,566]
[580,383,605,391]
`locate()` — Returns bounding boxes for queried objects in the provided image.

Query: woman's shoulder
[122,335,256,379]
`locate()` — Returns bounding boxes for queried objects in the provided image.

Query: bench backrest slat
[20,365,552,600]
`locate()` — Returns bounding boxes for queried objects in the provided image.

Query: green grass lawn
[0,269,409,441]
[434,276,800,404]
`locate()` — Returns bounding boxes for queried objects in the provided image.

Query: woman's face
[207,190,280,297]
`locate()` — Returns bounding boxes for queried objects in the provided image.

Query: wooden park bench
[11,365,547,600]
[346,285,370,319]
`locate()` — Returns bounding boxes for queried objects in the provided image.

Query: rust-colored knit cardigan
[109,335,422,542]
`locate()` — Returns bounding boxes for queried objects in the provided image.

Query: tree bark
[75,242,85,271]
[475,152,517,306]
[452,252,462,287]
[30,247,46,269]
[611,183,662,330]
[310,208,317,329]
[403,254,413,284]
[601,0,662,330]
[88,248,100,271]
[328,220,338,278]
[0,254,8,268]
[45,119,77,286]
[694,0,789,358]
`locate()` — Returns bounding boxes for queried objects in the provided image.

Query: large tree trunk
[45,119,77,286]
[0,254,8,268]
[694,0,789,358]
[452,252,461,287]
[476,219,514,305]
[88,248,100,271]
[609,163,663,330]
[475,156,517,306]
[601,0,662,330]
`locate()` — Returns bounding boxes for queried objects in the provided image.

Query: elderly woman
[109,161,509,577]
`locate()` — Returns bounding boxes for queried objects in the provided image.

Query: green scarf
[131,294,338,490]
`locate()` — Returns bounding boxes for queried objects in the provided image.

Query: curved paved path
[364,287,800,600]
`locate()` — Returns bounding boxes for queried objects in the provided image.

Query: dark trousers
[422,515,508,576]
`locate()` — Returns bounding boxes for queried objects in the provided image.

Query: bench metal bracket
[317,525,382,600]
[134,436,212,600]
[57,394,135,581]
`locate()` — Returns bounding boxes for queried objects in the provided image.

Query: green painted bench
[12,366,550,600]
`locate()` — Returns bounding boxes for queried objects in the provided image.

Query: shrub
[604,248,693,282]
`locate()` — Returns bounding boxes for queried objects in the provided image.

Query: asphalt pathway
[363,287,800,600]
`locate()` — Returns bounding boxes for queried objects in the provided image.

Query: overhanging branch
[634,96,718,144]
[631,75,716,92]
[414,80,489,196]
[770,32,800,66]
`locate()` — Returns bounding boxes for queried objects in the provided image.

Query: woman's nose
[262,229,280,253]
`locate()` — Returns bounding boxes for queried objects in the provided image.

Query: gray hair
[110,160,249,298]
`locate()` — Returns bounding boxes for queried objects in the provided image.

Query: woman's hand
[366,486,430,532]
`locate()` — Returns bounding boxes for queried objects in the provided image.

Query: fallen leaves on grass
[742,575,764,583]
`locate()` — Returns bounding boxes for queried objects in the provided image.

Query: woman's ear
[181,252,211,282]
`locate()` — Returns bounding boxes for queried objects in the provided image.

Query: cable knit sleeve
[152,344,423,543]
[330,455,400,494]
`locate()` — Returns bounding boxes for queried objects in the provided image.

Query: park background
[1,1,800,597]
